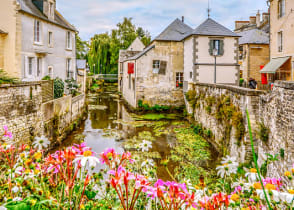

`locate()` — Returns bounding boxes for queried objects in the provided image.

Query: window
[66,31,71,49]
[176,72,184,88]
[153,60,160,73]
[66,58,72,78]
[278,31,283,52]
[132,79,135,91]
[28,57,33,75]
[213,40,220,55]
[49,2,54,18]
[34,20,41,43]
[37,57,41,77]
[48,66,53,78]
[48,31,53,46]
[239,46,244,60]
[158,61,167,75]
[278,0,285,18]
[209,39,224,56]
[190,72,193,79]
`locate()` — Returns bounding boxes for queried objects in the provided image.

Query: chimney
[249,16,256,25]
[182,16,184,23]
[256,11,261,27]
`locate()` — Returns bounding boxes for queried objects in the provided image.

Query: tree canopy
[88,17,151,74]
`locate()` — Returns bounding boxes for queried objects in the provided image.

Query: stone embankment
[185,81,294,177]
[0,81,86,145]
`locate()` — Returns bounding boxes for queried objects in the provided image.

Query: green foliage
[137,100,171,113]
[65,79,80,96]
[88,18,151,74]
[280,148,285,159]
[0,69,18,84]
[239,78,244,86]
[42,75,51,80]
[258,121,270,143]
[76,34,89,59]
[53,78,64,99]
[185,90,197,109]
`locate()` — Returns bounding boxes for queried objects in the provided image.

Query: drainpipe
[134,60,136,106]
[267,0,271,60]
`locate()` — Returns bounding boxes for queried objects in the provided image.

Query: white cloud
[56,0,268,40]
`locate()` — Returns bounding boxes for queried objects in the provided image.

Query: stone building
[237,29,269,83]
[76,59,86,93]
[183,18,240,88]
[0,0,77,82]
[119,18,192,108]
[234,11,270,33]
[261,0,294,82]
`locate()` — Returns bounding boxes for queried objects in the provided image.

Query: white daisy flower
[12,186,19,193]
[33,135,50,150]
[139,140,152,152]
[73,150,100,168]
[141,159,155,169]
[279,192,294,204]
[245,168,261,183]
[12,197,22,202]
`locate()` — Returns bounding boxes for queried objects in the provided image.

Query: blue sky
[56,0,268,41]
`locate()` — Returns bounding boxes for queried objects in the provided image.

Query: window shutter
[219,40,224,56]
[159,61,167,75]
[209,40,213,55]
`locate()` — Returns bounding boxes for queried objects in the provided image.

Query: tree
[76,34,88,59]
[88,17,152,74]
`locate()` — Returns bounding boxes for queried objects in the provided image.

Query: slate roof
[126,45,155,61]
[154,18,193,41]
[188,18,239,38]
[76,59,87,69]
[17,0,76,31]
[237,29,269,45]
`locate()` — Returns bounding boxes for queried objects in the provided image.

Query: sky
[56,0,269,41]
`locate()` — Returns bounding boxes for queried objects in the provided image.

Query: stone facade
[239,43,270,82]
[0,82,85,145]
[121,41,185,108]
[186,81,294,176]
[0,0,77,82]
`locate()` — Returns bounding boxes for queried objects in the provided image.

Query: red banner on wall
[128,63,134,74]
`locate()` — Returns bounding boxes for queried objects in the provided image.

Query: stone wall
[0,81,85,145]
[0,82,44,143]
[186,81,294,176]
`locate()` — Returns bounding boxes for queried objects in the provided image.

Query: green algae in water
[131,113,181,121]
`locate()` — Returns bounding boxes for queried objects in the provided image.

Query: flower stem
[246,109,272,210]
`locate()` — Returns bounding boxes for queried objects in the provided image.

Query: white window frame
[176,72,184,88]
[49,2,54,18]
[278,31,283,52]
[278,0,285,18]
[66,31,72,50]
[37,57,42,77]
[213,40,221,55]
[66,58,72,78]
[152,60,160,73]
[48,31,53,47]
[28,57,34,76]
[34,20,42,44]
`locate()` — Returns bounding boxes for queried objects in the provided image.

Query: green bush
[258,121,270,143]
[42,75,51,80]
[239,78,244,86]
[54,78,64,99]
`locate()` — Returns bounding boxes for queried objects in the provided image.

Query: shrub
[239,78,244,86]
[54,78,64,99]
[42,75,51,80]
[258,121,270,143]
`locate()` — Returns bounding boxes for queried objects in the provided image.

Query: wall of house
[193,36,239,84]
[132,41,184,107]
[184,36,193,83]
[0,81,85,145]
[186,81,294,177]
[270,0,294,81]
[0,0,22,78]
[20,13,76,81]
[240,44,269,82]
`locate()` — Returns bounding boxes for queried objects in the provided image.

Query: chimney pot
[182,16,184,23]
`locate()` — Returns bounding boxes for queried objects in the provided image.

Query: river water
[59,84,216,180]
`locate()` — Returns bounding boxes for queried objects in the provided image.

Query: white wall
[198,65,237,84]
[184,36,193,83]
[21,14,76,81]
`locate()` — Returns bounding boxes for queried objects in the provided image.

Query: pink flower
[3,125,13,139]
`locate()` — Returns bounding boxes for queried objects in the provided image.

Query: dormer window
[48,1,55,19]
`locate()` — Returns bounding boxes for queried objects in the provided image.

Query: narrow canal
[59,84,218,181]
